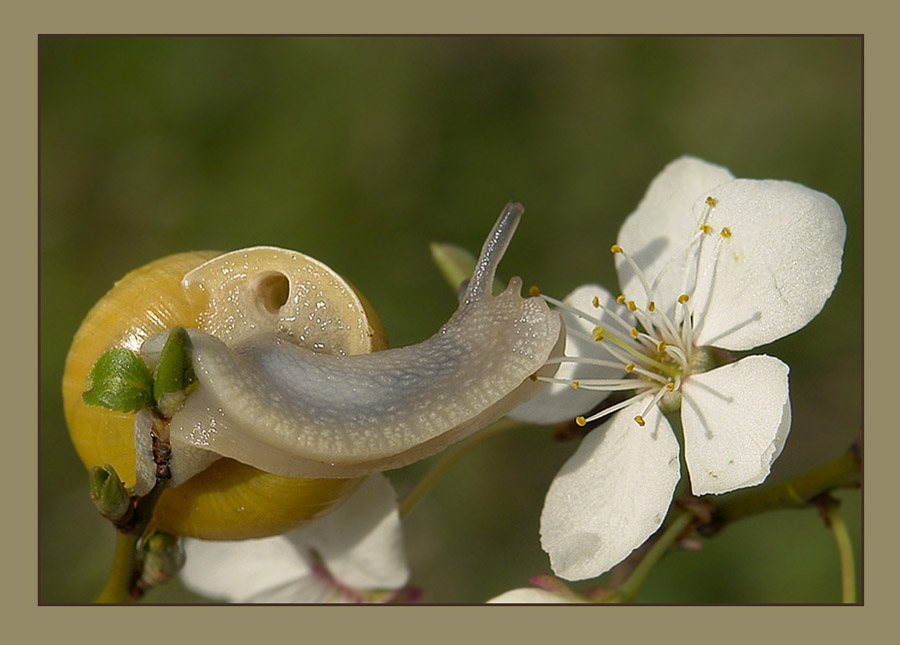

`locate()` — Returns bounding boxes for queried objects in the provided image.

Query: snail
[63,202,563,540]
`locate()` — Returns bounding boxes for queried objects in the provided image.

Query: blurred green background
[39,36,862,604]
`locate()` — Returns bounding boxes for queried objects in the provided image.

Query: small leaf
[82,348,155,412]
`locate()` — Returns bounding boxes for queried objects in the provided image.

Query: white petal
[616,157,735,314]
[681,355,791,495]
[540,400,681,580]
[298,473,409,590]
[180,534,314,603]
[688,179,846,350]
[180,474,407,603]
[509,285,627,424]
[487,588,583,603]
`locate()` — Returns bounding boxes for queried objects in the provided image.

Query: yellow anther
[706,196,718,207]
[634,415,646,427]
[616,294,627,304]
[529,285,541,297]
[720,227,732,238]
[648,301,656,312]
[657,341,668,352]
[625,363,635,372]
[575,416,587,427]
[627,300,637,312]
[529,372,538,382]
[592,326,605,341]
[678,294,690,304]
[610,244,623,254]
[700,224,712,235]
[630,328,639,339]
[666,382,676,391]
[592,295,600,308]
[570,381,580,390]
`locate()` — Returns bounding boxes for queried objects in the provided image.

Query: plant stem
[94,531,141,603]
[602,512,694,603]
[93,477,168,603]
[821,503,857,603]
[398,417,526,518]
[711,443,861,529]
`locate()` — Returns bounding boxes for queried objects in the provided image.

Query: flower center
[536,196,728,428]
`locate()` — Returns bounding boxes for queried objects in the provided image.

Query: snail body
[64,202,562,539]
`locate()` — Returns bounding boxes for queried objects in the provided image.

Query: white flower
[179,474,412,603]
[512,156,846,581]
[487,588,585,604]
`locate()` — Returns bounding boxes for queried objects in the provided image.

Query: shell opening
[253,271,290,315]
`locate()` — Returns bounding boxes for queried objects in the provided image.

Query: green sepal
[429,242,505,296]
[152,327,196,416]
[82,348,155,412]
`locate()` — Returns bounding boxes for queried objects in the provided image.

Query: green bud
[89,464,132,523]
[139,530,186,589]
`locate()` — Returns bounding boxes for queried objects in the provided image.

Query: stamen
[578,392,655,426]
[575,416,587,427]
[648,301,656,312]
[529,285,541,297]
[720,227,732,238]
[648,307,683,349]
[630,328,639,339]
[628,365,671,385]
[625,363,635,372]
[564,380,647,391]
[545,356,625,370]
[592,296,600,308]
[539,294,611,330]
[536,376,642,391]
[700,224,711,235]
[602,329,681,375]
[633,382,671,426]
[677,295,694,348]
[614,244,656,304]
[539,292,640,342]
[630,326,664,353]
[569,320,680,375]
[663,344,688,369]
[706,196,718,207]
[593,326,605,342]
[634,415,646,427]
[627,300,637,312]
[689,228,729,340]
[616,295,626,304]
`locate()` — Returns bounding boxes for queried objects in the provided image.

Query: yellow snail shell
[63,202,563,540]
